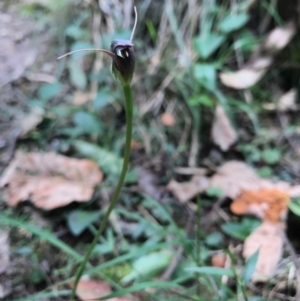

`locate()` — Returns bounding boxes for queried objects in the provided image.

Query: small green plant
[58,7,137,300]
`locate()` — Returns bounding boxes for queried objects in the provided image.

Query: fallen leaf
[263,89,298,112]
[0,152,102,210]
[210,161,264,199]
[130,139,142,150]
[211,105,237,151]
[161,112,176,126]
[74,277,112,300]
[209,160,300,199]
[264,22,296,51]
[278,89,298,112]
[167,175,210,203]
[219,68,266,90]
[0,11,38,88]
[137,167,165,201]
[231,189,290,222]
[71,91,91,106]
[19,107,45,137]
[0,231,10,274]
[72,277,132,301]
[243,221,284,282]
[211,252,226,268]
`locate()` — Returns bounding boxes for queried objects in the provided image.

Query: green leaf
[206,186,223,197]
[188,94,214,107]
[186,266,234,276]
[288,200,300,216]
[242,249,259,284]
[219,13,249,33]
[205,232,223,246]
[74,140,123,177]
[38,83,62,101]
[257,166,273,178]
[73,111,102,135]
[194,63,217,91]
[98,281,180,300]
[221,217,261,240]
[93,89,115,111]
[65,25,87,39]
[261,148,281,165]
[193,34,225,58]
[66,210,101,236]
[68,61,87,90]
[121,251,173,284]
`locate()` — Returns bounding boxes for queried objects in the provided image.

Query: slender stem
[71,84,134,300]
[195,195,201,296]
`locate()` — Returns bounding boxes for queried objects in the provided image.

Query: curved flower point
[57,7,137,86]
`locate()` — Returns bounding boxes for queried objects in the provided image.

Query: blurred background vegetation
[1,0,300,300]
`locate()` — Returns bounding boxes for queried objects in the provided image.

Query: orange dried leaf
[72,277,132,301]
[243,221,284,282]
[130,139,142,150]
[231,189,290,222]
[211,252,226,268]
[161,112,176,126]
[0,152,102,210]
[75,278,111,300]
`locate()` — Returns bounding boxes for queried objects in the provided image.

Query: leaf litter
[242,221,284,282]
[168,160,300,282]
[168,160,300,203]
[72,276,132,301]
[220,22,295,89]
[211,105,237,151]
[0,151,103,210]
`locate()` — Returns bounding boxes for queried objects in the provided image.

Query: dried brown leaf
[161,112,176,126]
[0,152,102,210]
[219,57,272,90]
[19,107,45,137]
[137,167,165,201]
[167,175,210,203]
[211,105,237,151]
[278,89,298,112]
[264,23,296,51]
[209,160,300,199]
[71,91,91,106]
[211,252,226,268]
[219,69,266,90]
[243,222,284,282]
[0,12,38,88]
[73,277,131,301]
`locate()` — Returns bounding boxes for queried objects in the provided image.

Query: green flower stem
[71,84,134,300]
